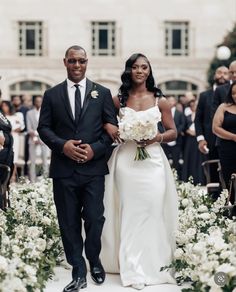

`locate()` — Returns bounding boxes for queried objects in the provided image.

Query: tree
[207,23,236,86]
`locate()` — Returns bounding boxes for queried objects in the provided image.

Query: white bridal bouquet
[118,109,160,160]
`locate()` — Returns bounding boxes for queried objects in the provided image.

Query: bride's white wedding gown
[101,106,178,287]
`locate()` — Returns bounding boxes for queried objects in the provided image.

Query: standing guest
[0,110,14,209]
[212,60,236,117]
[22,94,33,109]
[162,96,186,179]
[38,45,117,292]
[11,95,29,127]
[195,66,229,188]
[12,95,31,175]
[213,81,236,204]
[181,91,196,116]
[26,95,49,182]
[182,99,205,185]
[0,100,25,182]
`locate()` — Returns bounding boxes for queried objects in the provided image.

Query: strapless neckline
[123,106,158,113]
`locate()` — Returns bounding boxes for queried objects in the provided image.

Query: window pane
[99,29,108,49]
[166,81,187,90]
[26,29,35,49]
[172,29,181,49]
[91,21,116,56]
[20,81,42,91]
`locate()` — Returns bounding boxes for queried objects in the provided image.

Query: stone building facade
[0,0,235,99]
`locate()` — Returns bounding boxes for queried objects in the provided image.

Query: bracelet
[159,134,164,143]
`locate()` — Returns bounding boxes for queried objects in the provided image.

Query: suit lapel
[61,80,74,123]
[80,79,94,120]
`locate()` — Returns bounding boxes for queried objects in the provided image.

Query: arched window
[9,80,51,99]
[159,80,198,98]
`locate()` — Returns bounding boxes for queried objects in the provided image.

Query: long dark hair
[225,81,236,105]
[118,53,164,107]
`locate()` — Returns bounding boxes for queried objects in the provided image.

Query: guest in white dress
[26,95,50,182]
[102,53,179,290]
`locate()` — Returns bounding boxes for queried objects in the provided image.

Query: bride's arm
[153,97,177,144]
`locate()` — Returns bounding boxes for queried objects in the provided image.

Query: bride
[102,53,178,290]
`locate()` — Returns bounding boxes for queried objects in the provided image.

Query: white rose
[214,240,228,252]
[198,212,211,220]
[174,248,184,259]
[220,251,232,260]
[192,242,206,254]
[181,198,189,207]
[41,216,51,225]
[27,226,41,238]
[199,272,211,284]
[12,245,21,255]
[36,238,47,252]
[176,233,188,245]
[198,205,208,213]
[186,228,196,239]
[0,255,8,273]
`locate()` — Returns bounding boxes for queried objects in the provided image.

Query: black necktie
[74,84,81,122]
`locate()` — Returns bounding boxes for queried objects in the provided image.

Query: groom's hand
[63,139,84,161]
[79,143,94,162]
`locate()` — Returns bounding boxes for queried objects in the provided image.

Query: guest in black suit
[212,61,236,117]
[38,45,117,292]
[162,96,186,180]
[182,99,205,185]
[195,66,229,186]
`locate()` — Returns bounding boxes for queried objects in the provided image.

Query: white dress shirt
[66,77,86,118]
[167,107,177,146]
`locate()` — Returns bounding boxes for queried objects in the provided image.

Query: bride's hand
[136,135,163,147]
[136,139,149,147]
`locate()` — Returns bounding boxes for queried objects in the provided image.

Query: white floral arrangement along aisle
[0,178,236,291]
[162,177,236,292]
[0,178,63,292]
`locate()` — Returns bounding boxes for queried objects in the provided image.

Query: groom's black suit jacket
[38,79,117,178]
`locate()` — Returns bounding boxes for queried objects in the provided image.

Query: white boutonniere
[91,90,99,98]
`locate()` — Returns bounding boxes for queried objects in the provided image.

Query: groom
[38,45,117,292]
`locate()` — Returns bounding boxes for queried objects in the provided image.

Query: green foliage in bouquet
[134,145,151,161]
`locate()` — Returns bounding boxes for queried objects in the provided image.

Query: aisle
[45,266,182,292]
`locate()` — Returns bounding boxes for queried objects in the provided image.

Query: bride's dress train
[101,107,178,287]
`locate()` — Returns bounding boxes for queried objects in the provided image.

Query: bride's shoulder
[112,95,121,109]
[157,96,168,109]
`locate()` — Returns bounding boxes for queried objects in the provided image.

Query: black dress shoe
[63,277,87,292]
[90,260,105,285]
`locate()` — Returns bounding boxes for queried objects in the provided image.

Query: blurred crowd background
[0,0,236,189]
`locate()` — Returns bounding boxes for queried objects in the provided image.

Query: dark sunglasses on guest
[66,58,88,65]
